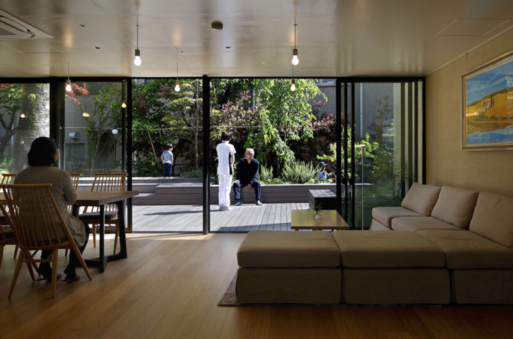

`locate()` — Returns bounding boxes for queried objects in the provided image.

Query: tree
[160,79,203,170]
[79,84,121,174]
[246,79,324,166]
[0,84,23,156]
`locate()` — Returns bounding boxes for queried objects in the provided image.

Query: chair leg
[113,222,119,255]
[64,249,69,257]
[13,244,18,259]
[24,251,36,281]
[92,225,97,248]
[51,249,59,298]
[0,245,3,270]
[8,249,26,299]
[71,244,92,281]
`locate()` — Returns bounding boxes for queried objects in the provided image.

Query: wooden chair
[0,201,36,279]
[1,174,20,259]
[80,173,127,254]
[65,173,82,257]
[0,174,16,185]
[1,184,92,298]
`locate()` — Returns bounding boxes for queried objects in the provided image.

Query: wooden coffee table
[291,210,349,231]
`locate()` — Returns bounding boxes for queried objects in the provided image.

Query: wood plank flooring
[1,233,513,339]
[133,203,310,233]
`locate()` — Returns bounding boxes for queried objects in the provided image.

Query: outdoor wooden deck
[132,203,310,233]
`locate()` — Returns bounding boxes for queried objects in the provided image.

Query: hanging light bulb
[134,24,142,66]
[20,113,26,118]
[174,62,180,92]
[65,62,72,92]
[20,137,24,145]
[82,112,90,117]
[291,24,299,65]
[121,102,127,108]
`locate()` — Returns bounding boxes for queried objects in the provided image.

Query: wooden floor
[1,233,513,339]
[133,203,310,233]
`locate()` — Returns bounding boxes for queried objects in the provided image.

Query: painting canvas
[463,52,513,150]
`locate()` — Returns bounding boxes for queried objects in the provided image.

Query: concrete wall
[426,28,513,197]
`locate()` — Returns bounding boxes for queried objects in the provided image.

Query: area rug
[218,274,240,306]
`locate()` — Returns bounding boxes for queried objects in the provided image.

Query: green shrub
[270,178,284,185]
[183,169,202,178]
[280,161,318,184]
[258,165,274,184]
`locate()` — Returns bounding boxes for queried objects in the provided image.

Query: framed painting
[462,50,513,151]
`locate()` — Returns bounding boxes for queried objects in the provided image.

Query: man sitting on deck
[233,148,263,206]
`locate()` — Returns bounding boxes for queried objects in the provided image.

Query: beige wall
[426,28,513,198]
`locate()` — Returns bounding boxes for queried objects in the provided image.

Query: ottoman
[332,231,451,305]
[236,231,342,304]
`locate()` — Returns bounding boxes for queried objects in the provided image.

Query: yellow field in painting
[466,90,513,134]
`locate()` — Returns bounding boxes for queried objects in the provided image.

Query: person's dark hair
[221,131,232,141]
[165,144,173,150]
[27,137,58,167]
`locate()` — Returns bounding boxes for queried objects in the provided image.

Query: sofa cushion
[401,183,441,216]
[391,216,463,232]
[372,207,423,228]
[431,186,478,229]
[469,192,513,248]
[237,231,341,268]
[416,230,513,269]
[331,231,445,268]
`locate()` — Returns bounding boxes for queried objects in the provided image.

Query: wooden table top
[0,191,139,206]
[291,210,349,230]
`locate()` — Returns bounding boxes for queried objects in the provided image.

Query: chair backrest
[68,173,82,214]
[85,173,127,213]
[0,201,16,243]
[0,184,73,249]
[69,173,82,192]
[1,174,17,185]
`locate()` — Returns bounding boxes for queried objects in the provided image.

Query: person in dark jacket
[233,148,263,206]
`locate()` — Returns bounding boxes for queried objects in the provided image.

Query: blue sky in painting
[466,60,513,105]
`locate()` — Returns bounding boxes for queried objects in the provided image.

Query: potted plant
[313,204,322,220]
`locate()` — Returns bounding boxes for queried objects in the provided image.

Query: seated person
[233,148,263,206]
[317,161,332,182]
[14,137,89,283]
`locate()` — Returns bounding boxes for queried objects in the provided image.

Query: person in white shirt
[160,144,174,178]
[216,131,236,211]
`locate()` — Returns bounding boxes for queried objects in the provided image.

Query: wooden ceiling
[0,0,512,78]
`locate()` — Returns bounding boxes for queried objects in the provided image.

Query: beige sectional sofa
[235,183,513,305]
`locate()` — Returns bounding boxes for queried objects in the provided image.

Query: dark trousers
[233,180,261,201]
[38,221,90,278]
[163,163,172,177]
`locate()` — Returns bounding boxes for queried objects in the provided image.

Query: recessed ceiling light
[93,46,101,50]
[226,46,231,49]
[262,62,266,65]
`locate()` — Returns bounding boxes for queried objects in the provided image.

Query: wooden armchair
[79,173,127,254]
[1,184,92,298]
[0,200,36,279]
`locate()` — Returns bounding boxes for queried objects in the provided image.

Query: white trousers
[218,174,232,210]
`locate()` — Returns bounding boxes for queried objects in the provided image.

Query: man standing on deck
[216,131,236,211]
[233,148,263,206]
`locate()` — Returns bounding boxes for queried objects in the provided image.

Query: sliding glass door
[340,80,424,229]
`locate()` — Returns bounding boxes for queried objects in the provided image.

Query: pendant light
[291,66,296,91]
[121,102,127,108]
[20,113,26,118]
[174,62,180,92]
[291,24,299,66]
[65,63,72,92]
[134,24,142,66]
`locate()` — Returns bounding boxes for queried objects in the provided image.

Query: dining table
[72,191,139,273]
[0,190,139,273]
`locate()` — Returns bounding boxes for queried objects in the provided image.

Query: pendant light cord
[176,62,179,79]
[136,24,139,49]
[294,24,297,49]
[67,62,70,80]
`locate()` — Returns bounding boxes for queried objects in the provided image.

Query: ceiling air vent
[0,9,52,40]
